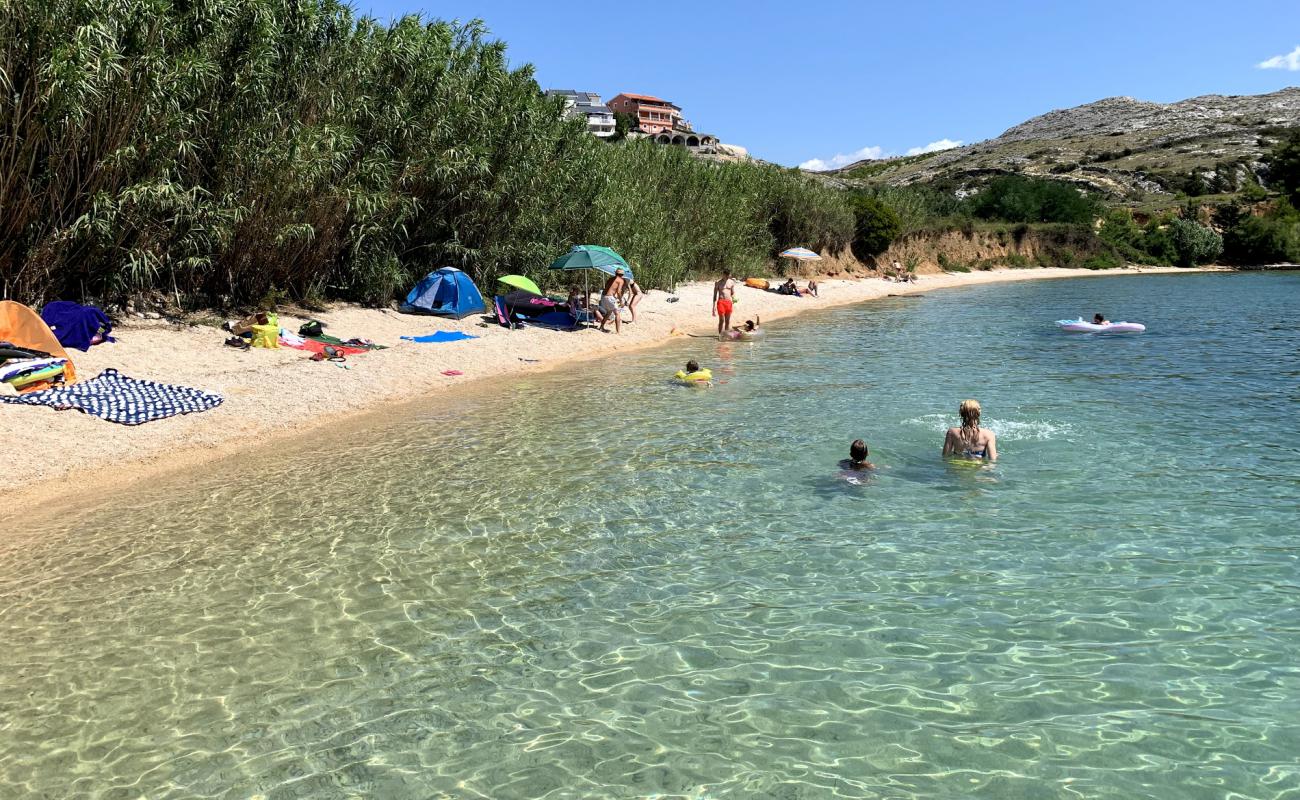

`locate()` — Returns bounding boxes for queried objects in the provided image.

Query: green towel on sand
[308,334,386,350]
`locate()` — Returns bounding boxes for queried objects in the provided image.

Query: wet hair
[686,360,699,373]
[850,439,868,462]
[959,399,982,432]
[744,320,755,331]
[1093,313,1105,323]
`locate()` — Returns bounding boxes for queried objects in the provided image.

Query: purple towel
[41,301,114,351]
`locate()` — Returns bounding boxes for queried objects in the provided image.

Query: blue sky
[363,0,1300,168]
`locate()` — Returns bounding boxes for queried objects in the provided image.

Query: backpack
[298,320,323,337]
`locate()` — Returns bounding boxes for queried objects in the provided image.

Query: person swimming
[942,399,998,462]
[674,359,712,385]
[839,439,875,471]
[1093,313,1108,325]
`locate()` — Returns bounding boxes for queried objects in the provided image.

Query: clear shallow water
[2,272,1299,799]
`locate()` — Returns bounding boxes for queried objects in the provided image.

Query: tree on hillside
[967,176,1099,224]
[1167,218,1223,267]
[1215,201,1300,264]
[611,112,636,141]
[1264,130,1300,208]
[849,195,902,259]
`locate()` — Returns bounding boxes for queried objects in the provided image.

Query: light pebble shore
[3,265,1222,516]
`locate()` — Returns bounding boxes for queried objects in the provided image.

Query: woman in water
[1093,313,1108,325]
[942,399,998,462]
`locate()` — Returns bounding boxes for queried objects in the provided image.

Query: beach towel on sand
[401,331,477,343]
[40,301,114,351]
[279,337,368,357]
[0,368,222,424]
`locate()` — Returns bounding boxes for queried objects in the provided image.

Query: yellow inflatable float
[673,367,712,386]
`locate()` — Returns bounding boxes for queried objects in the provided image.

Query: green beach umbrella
[548,245,633,279]
[498,274,542,295]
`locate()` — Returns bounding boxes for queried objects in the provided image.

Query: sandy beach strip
[2,266,1218,515]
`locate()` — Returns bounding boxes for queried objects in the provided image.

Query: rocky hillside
[824,88,1300,199]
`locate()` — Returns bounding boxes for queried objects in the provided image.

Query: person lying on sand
[777,278,805,296]
[839,439,875,471]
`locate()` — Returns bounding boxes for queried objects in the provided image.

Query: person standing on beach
[599,268,627,333]
[713,269,736,336]
[942,399,998,462]
[621,275,644,323]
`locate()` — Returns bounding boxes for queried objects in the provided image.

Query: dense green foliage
[1264,130,1300,208]
[855,185,964,235]
[1096,210,1223,267]
[966,176,1100,224]
[848,195,901,258]
[1214,202,1300,264]
[1166,218,1223,267]
[0,0,851,305]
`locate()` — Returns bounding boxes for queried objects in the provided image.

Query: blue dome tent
[400,267,486,319]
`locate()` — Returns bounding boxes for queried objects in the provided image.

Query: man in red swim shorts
[712,269,736,336]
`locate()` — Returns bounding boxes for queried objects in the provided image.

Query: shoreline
[3,265,1228,518]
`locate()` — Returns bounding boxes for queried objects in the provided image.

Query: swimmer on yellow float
[674,359,712,386]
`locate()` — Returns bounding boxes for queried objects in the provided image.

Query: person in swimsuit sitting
[942,399,998,462]
[840,439,875,471]
[730,315,761,335]
[1093,313,1108,325]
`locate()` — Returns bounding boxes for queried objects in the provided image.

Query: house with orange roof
[608,92,720,150]
[608,93,687,135]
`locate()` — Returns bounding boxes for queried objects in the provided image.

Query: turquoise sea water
[2,272,1298,799]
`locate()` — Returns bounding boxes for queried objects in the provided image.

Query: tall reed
[0,0,852,305]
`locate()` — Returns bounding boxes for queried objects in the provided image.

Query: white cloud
[799,145,885,172]
[799,138,963,171]
[1257,45,1300,70]
[905,138,963,156]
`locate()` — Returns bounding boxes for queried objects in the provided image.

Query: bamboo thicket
[0,0,853,305]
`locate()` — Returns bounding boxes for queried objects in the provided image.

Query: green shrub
[848,195,902,258]
[1167,218,1224,266]
[966,175,1100,224]
[1216,201,1300,264]
[1264,129,1300,207]
[1081,252,1124,269]
[937,253,968,272]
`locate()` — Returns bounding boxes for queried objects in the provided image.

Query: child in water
[839,439,875,471]
[674,359,712,385]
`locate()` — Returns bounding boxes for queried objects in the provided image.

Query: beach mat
[400,331,478,343]
[281,338,368,357]
[0,368,222,425]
